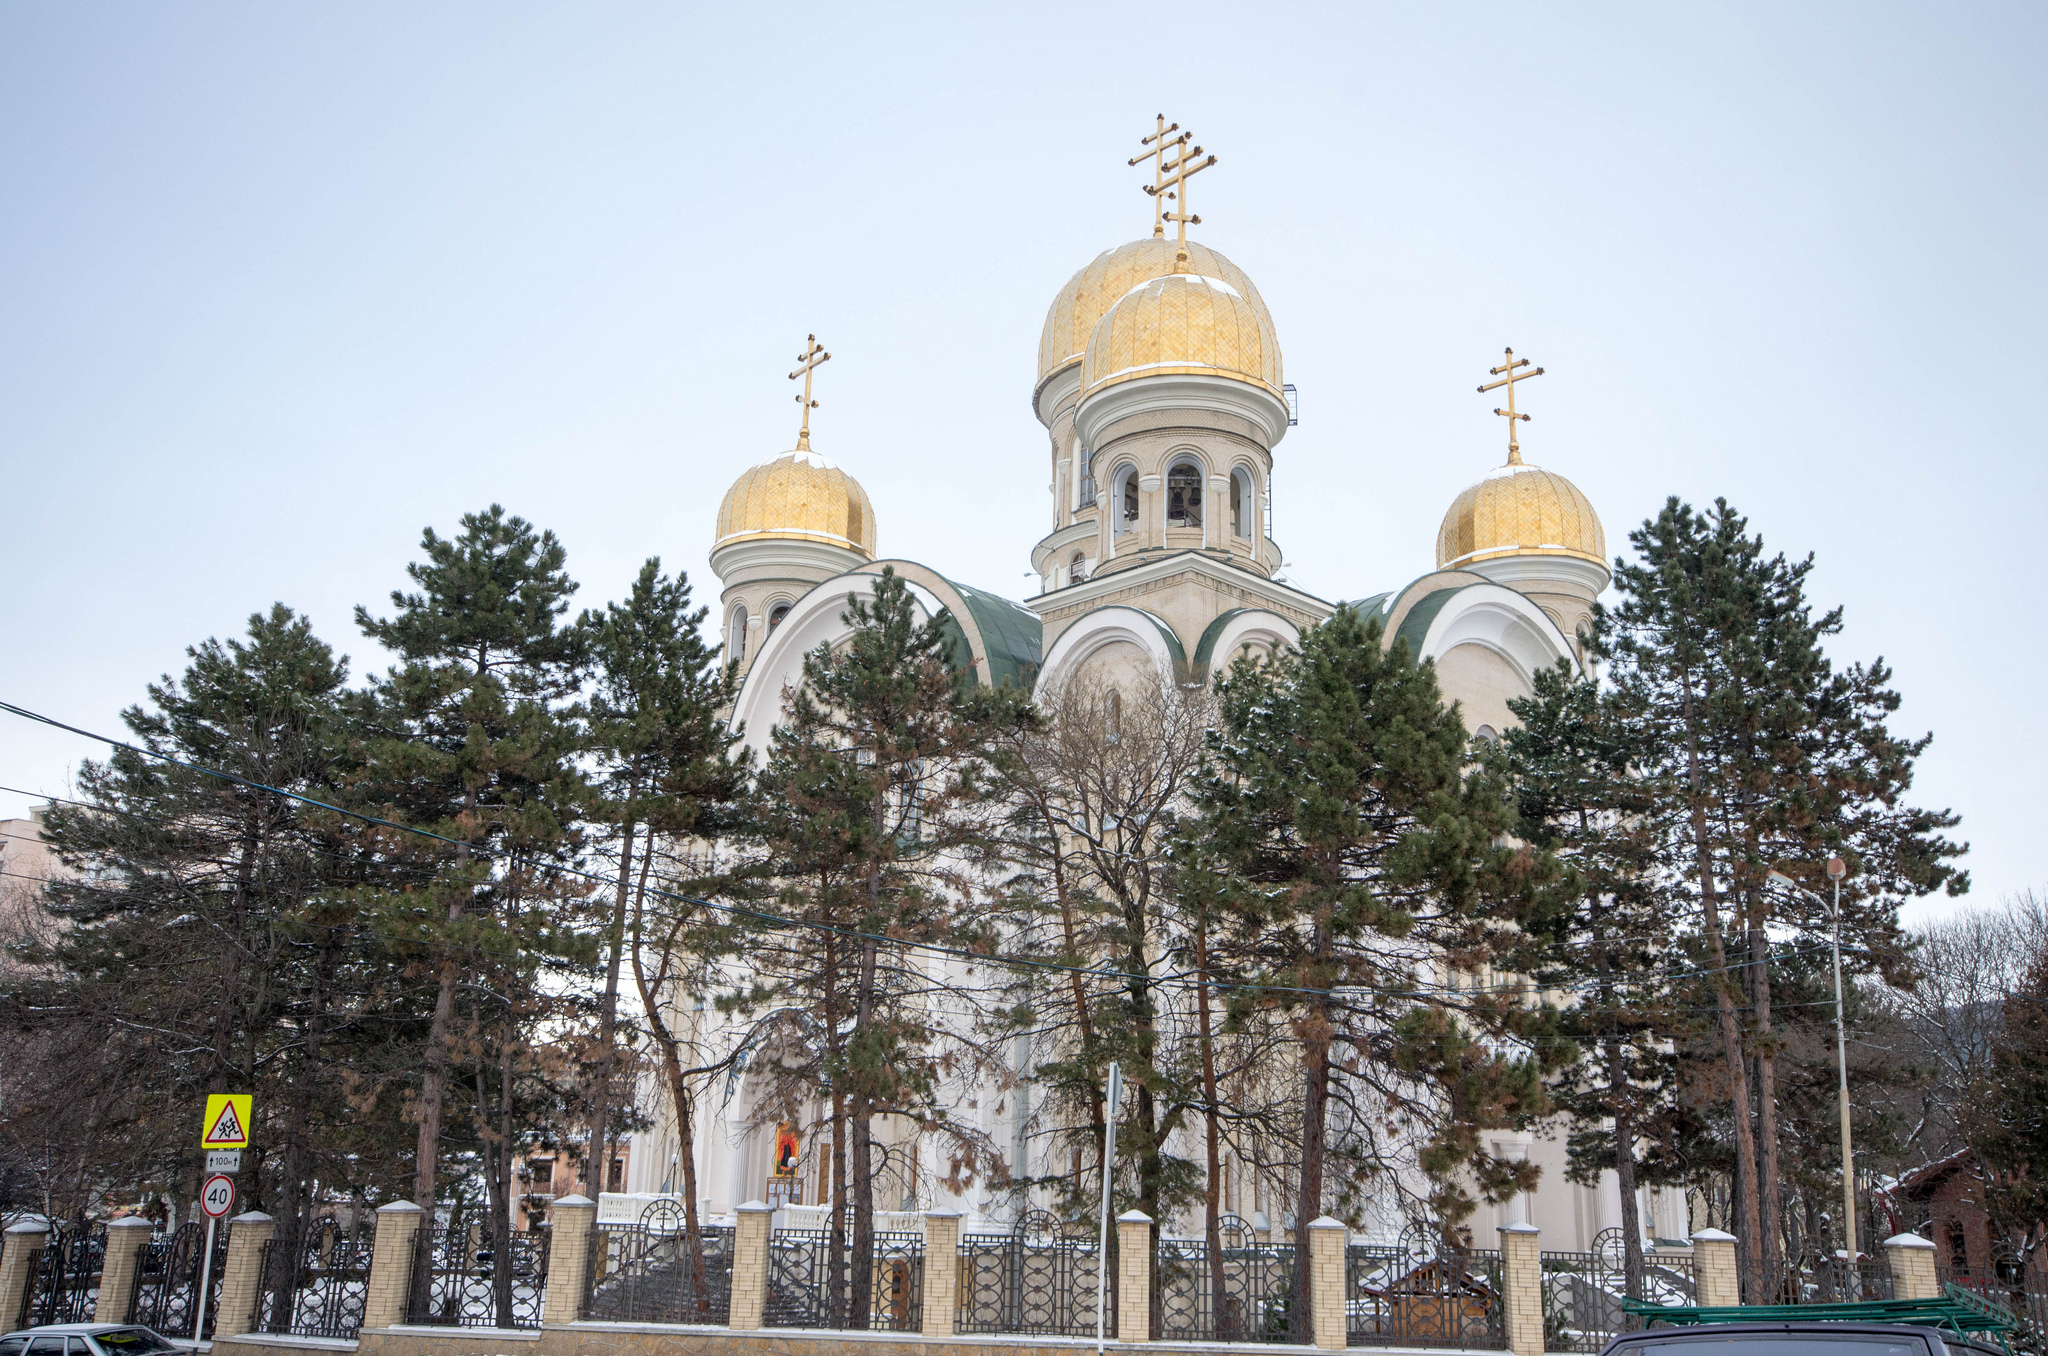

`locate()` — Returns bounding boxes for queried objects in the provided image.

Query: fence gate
[585,1204,734,1326]
[957,1210,1112,1338]
[252,1224,374,1339]
[1346,1244,1506,1350]
[763,1227,923,1331]
[1153,1218,1300,1343]
[1538,1248,1696,1353]
[404,1223,549,1330]
[17,1224,106,1329]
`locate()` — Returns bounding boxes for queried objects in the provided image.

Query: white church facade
[619,143,1689,1256]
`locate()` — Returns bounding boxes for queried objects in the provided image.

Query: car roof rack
[1622,1284,2023,1346]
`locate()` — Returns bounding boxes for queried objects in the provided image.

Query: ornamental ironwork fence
[1153,1219,1301,1343]
[17,1223,105,1329]
[1345,1244,1506,1349]
[251,1225,373,1339]
[957,1211,1112,1338]
[763,1227,922,1331]
[127,1223,227,1338]
[585,1202,733,1326]
[1939,1266,2048,1351]
[404,1223,549,1330]
[1539,1249,1696,1352]
[1760,1250,1894,1306]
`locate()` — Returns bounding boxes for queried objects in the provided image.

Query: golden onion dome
[713,446,876,558]
[1436,457,1606,570]
[1039,238,1269,389]
[1079,272,1283,401]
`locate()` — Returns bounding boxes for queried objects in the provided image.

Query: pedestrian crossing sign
[200,1094,252,1149]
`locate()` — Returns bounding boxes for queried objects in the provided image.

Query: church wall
[1431,640,1528,736]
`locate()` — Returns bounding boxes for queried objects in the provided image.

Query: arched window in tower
[768,602,791,632]
[1167,462,1203,527]
[1113,466,1138,535]
[1069,551,1087,585]
[1077,453,1096,508]
[1104,689,1122,742]
[1231,468,1256,539]
[730,605,749,662]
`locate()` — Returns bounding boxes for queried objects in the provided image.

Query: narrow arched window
[1104,689,1122,741]
[1121,470,1138,525]
[730,605,749,661]
[1078,453,1096,508]
[1069,551,1087,584]
[1230,474,1244,537]
[768,603,791,631]
[1167,462,1203,527]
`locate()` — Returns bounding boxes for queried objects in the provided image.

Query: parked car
[0,1326,181,1356]
[1598,1321,2008,1356]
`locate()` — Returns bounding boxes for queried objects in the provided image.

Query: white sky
[2,4,2040,923]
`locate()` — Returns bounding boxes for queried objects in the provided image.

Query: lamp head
[1826,856,1847,880]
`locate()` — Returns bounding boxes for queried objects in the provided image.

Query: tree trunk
[493,1035,516,1329]
[1612,1055,1644,1299]
[1195,913,1231,1336]
[587,787,639,1193]
[849,935,880,1331]
[1749,921,1785,1294]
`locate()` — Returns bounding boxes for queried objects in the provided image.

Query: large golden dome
[1039,238,1269,389]
[1436,458,1605,570]
[714,447,876,557]
[1080,272,1283,401]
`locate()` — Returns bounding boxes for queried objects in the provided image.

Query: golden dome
[714,446,876,557]
[1039,238,1269,388]
[1436,458,1606,570]
[1079,272,1283,401]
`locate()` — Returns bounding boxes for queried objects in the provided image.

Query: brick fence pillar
[1498,1221,1542,1356]
[93,1219,156,1324]
[0,1220,48,1330]
[1691,1229,1740,1307]
[361,1200,424,1332]
[729,1201,772,1331]
[214,1212,275,1339]
[1116,1210,1152,1343]
[543,1194,596,1326]
[1884,1233,1938,1301]
[1308,1216,1348,1351]
[920,1209,961,1337]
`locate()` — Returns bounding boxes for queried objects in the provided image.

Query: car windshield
[1631,1338,1929,1356]
[91,1330,177,1354]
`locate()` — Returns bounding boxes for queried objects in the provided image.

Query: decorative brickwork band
[93,1219,156,1324]
[1691,1229,1740,1308]
[729,1202,773,1331]
[543,1194,597,1326]
[214,1212,277,1339]
[0,1221,48,1332]
[361,1201,425,1332]
[1883,1233,1939,1301]
[920,1210,962,1337]
[1497,1222,1542,1356]
[1115,1210,1151,1343]
[1308,1216,1348,1351]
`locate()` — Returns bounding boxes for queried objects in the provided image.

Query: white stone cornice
[1075,374,1291,451]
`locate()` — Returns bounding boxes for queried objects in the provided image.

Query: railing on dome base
[585,1200,734,1325]
[763,1224,922,1331]
[1154,1217,1301,1344]
[958,1209,1113,1339]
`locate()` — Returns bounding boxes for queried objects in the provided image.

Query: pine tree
[582,558,747,1301]
[1501,659,1700,1296]
[1601,497,1966,1296]
[353,504,587,1222]
[1189,607,1559,1342]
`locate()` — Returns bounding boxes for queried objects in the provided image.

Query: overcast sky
[3,3,2040,922]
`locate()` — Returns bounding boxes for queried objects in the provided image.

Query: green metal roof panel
[941,576,1044,690]
[1391,585,1475,661]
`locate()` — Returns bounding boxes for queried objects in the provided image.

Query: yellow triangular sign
[201,1094,252,1148]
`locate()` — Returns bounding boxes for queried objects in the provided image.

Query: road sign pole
[193,1214,217,1346]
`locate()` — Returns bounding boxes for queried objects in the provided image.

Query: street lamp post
[1768,859,1856,1269]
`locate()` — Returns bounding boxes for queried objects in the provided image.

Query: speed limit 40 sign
[199,1174,235,1219]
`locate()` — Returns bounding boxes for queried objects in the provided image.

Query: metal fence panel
[1539,1251,1696,1353]
[957,1219,1111,1338]
[404,1223,549,1330]
[1154,1230,1301,1343]
[127,1223,227,1339]
[585,1221,734,1325]
[763,1228,922,1331]
[18,1224,105,1329]
[1346,1245,1506,1350]
[252,1229,373,1339]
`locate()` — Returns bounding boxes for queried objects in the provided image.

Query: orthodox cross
[1153,132,1216,256]
[1478,346,1545,463]
[1128,114,1185,239]
[789,334,831,449]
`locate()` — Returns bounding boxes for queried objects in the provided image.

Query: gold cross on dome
[789,334,830,449]
[1128,114,1185,239]
[1478,347,1545,463]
